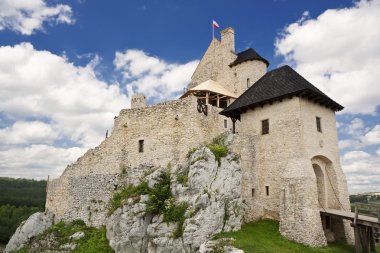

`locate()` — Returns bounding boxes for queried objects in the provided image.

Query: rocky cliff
[6,136,245,253]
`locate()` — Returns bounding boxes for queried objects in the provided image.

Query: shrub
[176,173,188,186]
[108,181,149,215]
[34,220,114,253]
[206,144,228,166]
[145,170,189,238]
[146,171,172,215]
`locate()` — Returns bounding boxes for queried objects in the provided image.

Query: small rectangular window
[262,119,269,135]
[224,119,227,128]
[265,186,269,196]
[247,78,250,88]
[138,140,144,153]
[251,188,255,197]
[316,117,322,132]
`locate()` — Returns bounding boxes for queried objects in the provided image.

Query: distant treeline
[350,194,380,204]
[0,177,47,244]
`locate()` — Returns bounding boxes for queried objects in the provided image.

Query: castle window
[138,140,144,153]
[234,72,237,77]
[251,188,255,197]
[224,119,227,128]
[266,186,270,196]
[262,119,269,135]
[316,117,322,132]
[247,78,250,88]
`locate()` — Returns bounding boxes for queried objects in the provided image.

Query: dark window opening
[251,188,255,197]
[247,78,250,88]
[265,186,269,196]
[262,119,269,135]
[138,140,144,153]
[224,119,227,128]
[316,117,322,132]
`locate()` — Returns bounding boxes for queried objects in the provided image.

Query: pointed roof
[180,79,237,99]
[229,48,269,67]
[220,65,343,118]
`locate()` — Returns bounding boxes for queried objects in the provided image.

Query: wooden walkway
[320,207,380,253]
[320,208,380,228]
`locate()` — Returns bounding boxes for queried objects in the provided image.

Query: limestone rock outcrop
[5,212,54,253]
[106,146,243,253]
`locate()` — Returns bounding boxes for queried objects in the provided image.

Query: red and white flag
[212,20,219,28]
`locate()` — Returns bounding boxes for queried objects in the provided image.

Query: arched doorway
[311,156,340,210]
[313,164,326,208]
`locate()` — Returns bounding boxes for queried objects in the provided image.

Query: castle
[46,27,353,247]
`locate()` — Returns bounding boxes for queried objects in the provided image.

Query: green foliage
[109,170,189,238]
[11,247,28,253]
[0,177,46,244]
[163,200,188,239]
[206,144,228,166]
[146,170,172,215]
[145,170,188,238]
[74,226,113,253]
[163,201,188,223]
[176,173,188,186]
[350,194,380,204]
[0,177,47,207]
[213,219,369,253]
[108,181,149,215]
[35,219,113,252]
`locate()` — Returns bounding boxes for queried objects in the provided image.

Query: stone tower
[189,27,268,98]
[131,93,146,109]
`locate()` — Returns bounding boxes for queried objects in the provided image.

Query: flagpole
[212,21,214,39]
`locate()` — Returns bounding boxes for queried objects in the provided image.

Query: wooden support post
[217,94,220,107]
[354,226,361,253]
[369,228,376,253]
[206,92,209,105]
[231,117,237,134]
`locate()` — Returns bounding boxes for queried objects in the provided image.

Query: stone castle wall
[46,95,230,225]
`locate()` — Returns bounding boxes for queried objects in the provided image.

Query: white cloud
[0,42,130,148]
[339,122,380,150]
[363,125,380,145]
[0,0,73,35]
[275,0,380,114]
[114,49,199,101]
[347,118,364,136]
[0,145,85,179]
[0,121,58,145]
[0,42,132,178]
[341,150,380,193]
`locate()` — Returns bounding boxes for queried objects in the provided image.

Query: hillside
[0,177,47,245]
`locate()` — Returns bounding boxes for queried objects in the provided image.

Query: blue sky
[0,0,379,193]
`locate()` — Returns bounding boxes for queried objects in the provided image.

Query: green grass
[213,219,379,253]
